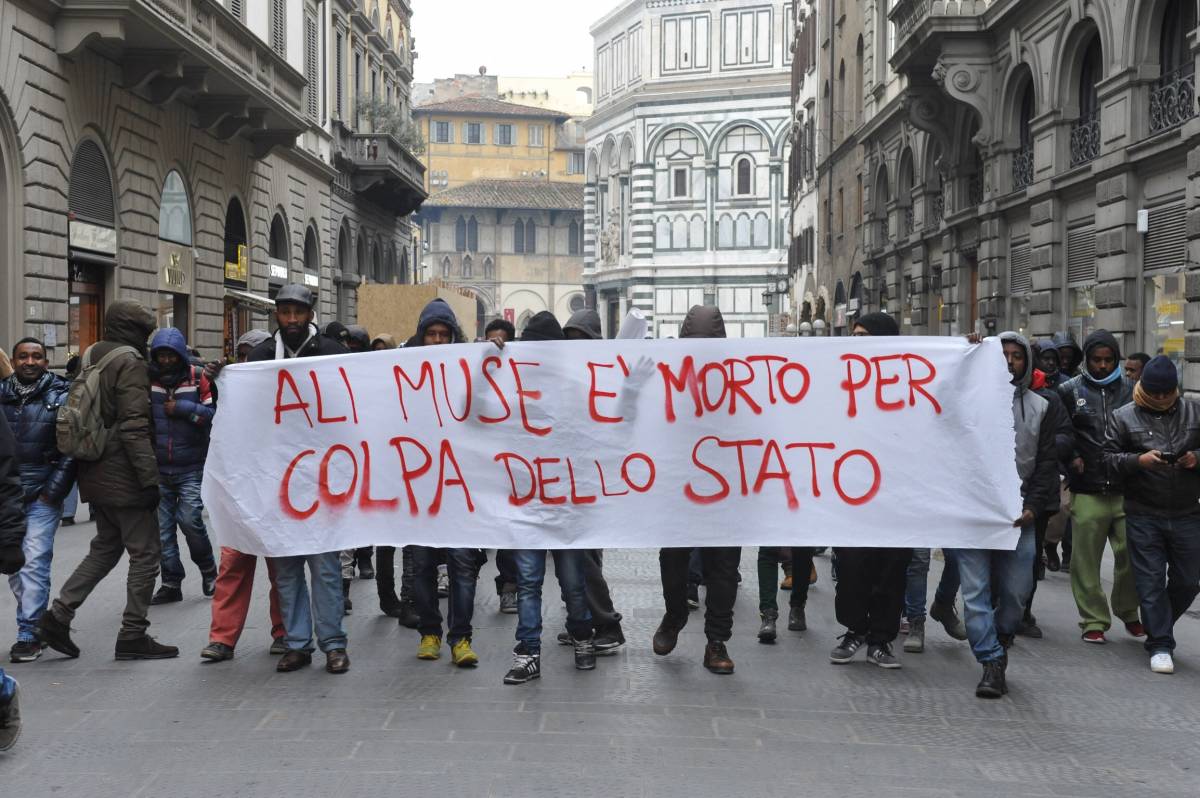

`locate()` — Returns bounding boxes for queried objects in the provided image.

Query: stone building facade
[788,0,820,330]
[0,0,424,363]
[848,0,1196,387]
[585,0,796,339]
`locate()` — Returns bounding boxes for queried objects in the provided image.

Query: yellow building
[414,97,585,192]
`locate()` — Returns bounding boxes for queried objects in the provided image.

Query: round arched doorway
[67,139,119,356]
[0,93,20,349]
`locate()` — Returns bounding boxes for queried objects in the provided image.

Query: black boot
[355,547,375,580]
[976,657,1007,698]
[377,575,402,617]
[397,598,420,629]
[1044,544,1061,572]
[342,578,353,615]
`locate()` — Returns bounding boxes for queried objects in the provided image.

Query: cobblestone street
[2,523,1199,798]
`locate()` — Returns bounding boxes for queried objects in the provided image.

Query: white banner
[202,337,1022,556]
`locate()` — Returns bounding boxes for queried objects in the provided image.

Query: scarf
[275,323,319,360]
[8,374,42,406]
[1133,381,1179,413]
[1084,366,1123,387]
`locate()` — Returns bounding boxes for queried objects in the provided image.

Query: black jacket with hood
[1056,330,1135,495]
[1052,331,1083,377]
[411,298,465,346]
[520,311,565,342]
[563,309,603,339]
[1000,332,1059,515]
[0,413,25,553]
[679,305,727,339]
[1104,395,1200,518]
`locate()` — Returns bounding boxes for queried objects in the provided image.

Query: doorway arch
[0,90,21,350]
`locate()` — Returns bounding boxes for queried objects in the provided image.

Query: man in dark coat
[0,413,28,749]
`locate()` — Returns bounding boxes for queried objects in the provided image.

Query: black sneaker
[503,644,541,685]
[114,635,179,660]
[573,636,597,670]
[498,590,518,614]
[201,572,217,598]
[594,628,625,654]
[556,630,572,646]
[269,637,288,656]
[830,633,865,664]
[0,681,20,752]
[9,640,42,663]
[150,585,182,605]
[200,642,234,662]
[36,612,79,658]
[867,642,902,669]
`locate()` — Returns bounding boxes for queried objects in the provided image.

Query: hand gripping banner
[202,337,1022,556]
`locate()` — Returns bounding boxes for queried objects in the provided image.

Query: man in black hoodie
[1057,329,1142,644]
[247,285,351,675]
[651,305,741,675]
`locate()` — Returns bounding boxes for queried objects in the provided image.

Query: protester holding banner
[504,311,597,685]
[652,305,741,676]
[829,312,911,669]
[247,284,351,674]
[1103,355,1200,675]
[1057,331,1143,644]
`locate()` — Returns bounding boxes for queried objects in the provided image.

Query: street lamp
[812,318,826,337]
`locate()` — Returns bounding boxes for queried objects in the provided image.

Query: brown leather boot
[325,649,350,674]
[703,641,734,674]
[276,649,312,672]
[652,616,683,656]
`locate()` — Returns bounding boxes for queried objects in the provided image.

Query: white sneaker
[1150,652,1175,674]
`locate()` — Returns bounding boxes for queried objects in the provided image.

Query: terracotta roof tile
[423,179,583,211]
[413,96,570,119]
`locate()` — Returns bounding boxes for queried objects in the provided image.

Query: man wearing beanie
[1103,356,1200,674]
[1057,330,1143,643]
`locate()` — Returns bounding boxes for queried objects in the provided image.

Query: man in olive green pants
[1068,493,1140,636]
[1057,330,1143,642]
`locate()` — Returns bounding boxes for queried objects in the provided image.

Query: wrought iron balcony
[1012,146,1033,191]
[54,0,308,156]
[890,0,995,70]
[1150,64,1196,135]
[1070,111,1101,167]
[333,124,427,216]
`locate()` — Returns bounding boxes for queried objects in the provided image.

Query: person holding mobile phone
[1103,355,1200,675]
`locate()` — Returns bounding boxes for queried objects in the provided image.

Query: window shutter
[335,32,344,119]
[271,0,286,58]
[69,140,115,227]
[1144,201,1187,271]
[1067,224,1096,285]
[1009,239,1032,294]
[304,11,319,121]
[230,0,244,21]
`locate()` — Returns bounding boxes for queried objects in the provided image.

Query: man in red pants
[200,548,286,660]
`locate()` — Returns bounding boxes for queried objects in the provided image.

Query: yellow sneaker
[451,638,479,668]
[417,635,442,660]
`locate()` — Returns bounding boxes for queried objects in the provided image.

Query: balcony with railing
[55,0,308,155]
[890,0,995,70]
[1070,111,1101,167]
[333,124,427,216]
[1012,146,1033,191]
[1150,63,1196,135]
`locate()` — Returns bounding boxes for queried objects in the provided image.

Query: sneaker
[903,619,925,653]
[757,612,778,643]
[1150,651,1175,674]
[899,618,910,635]
[201,572,217,598]
[573,636,596,670]
[451,638,479,667]
[686,582,700,610]
[594,627,625,654]
[503,644,541,684]
[114,635,179,660]
[397,600,420,629]
[0,681,21,752]
[976,658,1007,698]
[269,637,288,656]
[35,612,80,658]
[930,599,968,641]
[867,642,902,668]
[417,635,442,660]
[150,585,182,605]
[1082,630,1107,644]
[436,564,449,598]
[199,642,234,662]
[830,633,865,664]
[787,606,807,632]
[9,641,42,663]
[703,640,734,674]
[1125,621,1146,638]
[499,590,518,614]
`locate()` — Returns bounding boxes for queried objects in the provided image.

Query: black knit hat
[1140,355,1178,394]
[853,312,899,337]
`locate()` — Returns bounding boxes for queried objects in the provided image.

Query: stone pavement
[2,522,1199,798]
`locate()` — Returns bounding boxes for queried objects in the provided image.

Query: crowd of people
[0,284,1197,751]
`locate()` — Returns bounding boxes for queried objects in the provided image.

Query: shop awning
[223,287,274,314]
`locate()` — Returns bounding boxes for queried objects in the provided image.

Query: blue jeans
[271,552,347,652]
[1125,514,1200,654]
[906,549,962,620]
[8,499,62,642]
[0,668,13,702]
[514,550,592,653]
[62,484,78,519]
[413,546,479,644]
[948,525,1036,663]
[157,471,217,587]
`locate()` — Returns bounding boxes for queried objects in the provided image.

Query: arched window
[836,60,846,140]
[455,216,467,252]
[853,36,864,129]
[513,219,525,254]
[467,215,478,251]
[1014,80,1035,189]
[222,197,247,284]
[672,216,688,248]
[303,226,319,289]
[1071,33,1102,165]
[734,157,753,195]
[441,256,451,278]
[371,241,383,282]
[356,234,367,277]
[399,248,409,284]
[656,216,671,250]
[1152,0,1197,134]
[483,256,494,279]
[462,254,473,278]
[752,212,769,248]
[568,220,581,255]
[525,219,536,254]
[158,170,192,245]
[269,213,289,263]
[735,213,751,248]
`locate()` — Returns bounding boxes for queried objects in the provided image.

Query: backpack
[56,344,140,461]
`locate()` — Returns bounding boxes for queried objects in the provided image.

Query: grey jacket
[1000,332,1058,514]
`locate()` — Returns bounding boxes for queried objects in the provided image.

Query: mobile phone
[1160,452,1179,464]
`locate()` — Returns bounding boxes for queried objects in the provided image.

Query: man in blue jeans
[0,338,75,662]
[1,410,28,749]
[146,328,218,605]
[1103,355,1200,675]
[948,332,1057,698]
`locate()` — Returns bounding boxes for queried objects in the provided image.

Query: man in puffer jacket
[1057,329,1142,643]
[146,328,217,606]
[1,338,75,662]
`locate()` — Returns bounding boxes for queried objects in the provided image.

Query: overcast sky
[413,1,606,83]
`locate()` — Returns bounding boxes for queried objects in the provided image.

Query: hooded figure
[1052,331,1084,376]
[519,311,565,342]
[371,333,397,350]
[1032,338,1063,387]
[853,312,900,337]
[999,332,1058,513]
[679,305,726,339]
[148,328,214,475]
[1057,329,1134,495]
[563,309,603,340]
[346,325,371,352]
[413,299,465,346]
